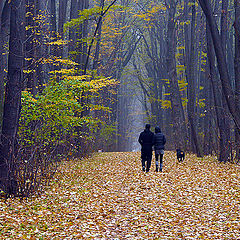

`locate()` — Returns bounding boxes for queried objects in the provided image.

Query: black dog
[176,149,185,162]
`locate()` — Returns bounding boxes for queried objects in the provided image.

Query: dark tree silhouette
[0,0,24,194]
[198,0,240,131]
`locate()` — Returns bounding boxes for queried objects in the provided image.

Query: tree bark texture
[0,0,24,194]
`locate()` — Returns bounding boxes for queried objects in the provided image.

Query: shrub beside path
[1,152,240,239]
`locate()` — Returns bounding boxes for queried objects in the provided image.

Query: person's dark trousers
[141,151,152,172]
[155,153,163,171]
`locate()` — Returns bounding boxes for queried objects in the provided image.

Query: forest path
[1,152,240,239]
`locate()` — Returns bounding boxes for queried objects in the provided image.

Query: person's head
[145,124,151,130]
[155,126,161,133]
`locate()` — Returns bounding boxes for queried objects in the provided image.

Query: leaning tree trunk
[198,0,240,132]
[0,0,23,194]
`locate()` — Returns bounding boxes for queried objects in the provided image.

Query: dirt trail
[1,152,240,239]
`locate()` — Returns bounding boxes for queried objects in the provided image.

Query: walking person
[138,124,154,172]
[153,126,166,172]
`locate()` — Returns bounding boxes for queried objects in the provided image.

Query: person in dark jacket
[138,124,154,172]
[153,126,166,172]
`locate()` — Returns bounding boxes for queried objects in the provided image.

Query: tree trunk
[0,1,8,130]
[187,0,202,157]
[234,0,240,160]
[203,62,214,155]
[0,0,24,194]
[206,24,229,162]
[35,0,48,88]
[25,0,37,95]
[221,0,228,53]
[50,0,57,59]
[69,0,78,55]
[116,37,142,151]
[83,0,117,74]
[93,0,104,71]
[76,0,88,72]
[198,0,240,131]
[58,0,68,58]
[166,0,187,150]
[220,0,231,161]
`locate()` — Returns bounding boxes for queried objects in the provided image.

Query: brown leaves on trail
[1,152,240,239]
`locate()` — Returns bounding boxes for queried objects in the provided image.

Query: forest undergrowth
[0,152,240,239]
